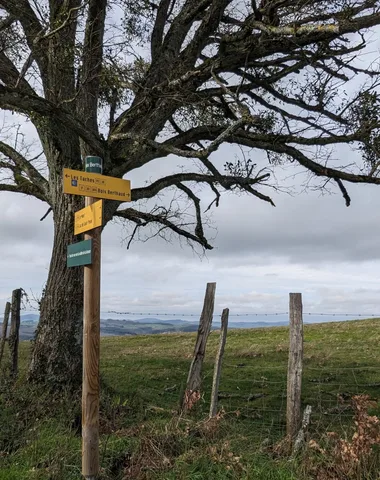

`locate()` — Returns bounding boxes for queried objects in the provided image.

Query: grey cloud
[311,287,380,314]
[2,136,380,315]
[210,182,380,264]
[0,195,53,244]
[215,292,285,313]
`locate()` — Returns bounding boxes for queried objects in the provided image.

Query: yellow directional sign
[63,168,131,202]
[75,200,103,235]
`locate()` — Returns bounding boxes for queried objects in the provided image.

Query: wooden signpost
[63,157,131,479]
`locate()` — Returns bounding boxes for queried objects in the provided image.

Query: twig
[40,207,52,221]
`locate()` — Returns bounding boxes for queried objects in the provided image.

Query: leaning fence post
[209,308,229,418]
[8,289,22,378]
[286,292,303,445]
[0,302,11,367]
[182,282,216,412]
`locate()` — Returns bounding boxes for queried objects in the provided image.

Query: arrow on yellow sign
[75,200,103,235]
[63,168,131,202]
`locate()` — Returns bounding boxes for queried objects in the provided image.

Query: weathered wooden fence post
[209,308,229,418]
[8,289,22,377]
[287,292,303,445]
[0,302,11,366]
[182,282,216,412]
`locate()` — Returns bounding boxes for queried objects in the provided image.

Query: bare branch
[0,52,36,94]
[334,178,351,207]
[77,0,107,133]
[114,206,213,250]
[0,181,47,202]
[256,142,380,187]
[14,53,34,89]
[0,140,49,200]
[40,207,52,221]
[176,182,207,244]
[38,4,83,42]
[151,0,172,60]
[0,85,104,156]
[131,171,270,202]
[1,0,47,74]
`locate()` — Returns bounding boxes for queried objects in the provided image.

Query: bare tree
[0,0,379,388]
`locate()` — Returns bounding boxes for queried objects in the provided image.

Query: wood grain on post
[9,289,21,377]
[182,282,216,412]
[0,301,11,366]
[287,292,303,444]
[82,159,102,479]
[209,308,229,418]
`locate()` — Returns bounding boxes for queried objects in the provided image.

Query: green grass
[1,319,380,479]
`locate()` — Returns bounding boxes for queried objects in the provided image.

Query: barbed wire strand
[3,310,380,318]
[107,310,380,317]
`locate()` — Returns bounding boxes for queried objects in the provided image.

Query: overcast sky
[1,14,380,322]
[2,139,380,320]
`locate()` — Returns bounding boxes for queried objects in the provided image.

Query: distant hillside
[108,318,191,326]
[99,318,202,336]
[0,315,290,340]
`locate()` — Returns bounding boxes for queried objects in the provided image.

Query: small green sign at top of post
[85,156,103,174]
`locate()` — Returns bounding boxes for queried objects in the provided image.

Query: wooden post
[287,292,303,445]
[0,302,11,366]
[182,282,216,412]
[8,289,21,377]
[82,157,102,480]
[209,308,229,418]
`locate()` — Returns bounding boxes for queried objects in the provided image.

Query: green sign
[84,156,103,174]
[67,239,93,267]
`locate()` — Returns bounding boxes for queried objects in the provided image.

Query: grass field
[1,318,380,479]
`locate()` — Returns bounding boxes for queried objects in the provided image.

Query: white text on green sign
[67,239,93,267]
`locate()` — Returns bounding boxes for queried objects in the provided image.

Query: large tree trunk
[28,190,84,389]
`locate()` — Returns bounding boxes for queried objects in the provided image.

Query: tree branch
[39,207,52,221]
[0,85,105,156]
[202,10,380,78]
[114,206,213,250]
[252,141,380,186]
[159,0,212,62]
[77,0,107,133]
[177,182,207,239]
[165,128,362,152]
[180,0,230,64]
[0,51,36,94]
[0,181,47,202]
[233,68,350,126]
[0,140,49,199]
[334,178,351,207]
[131,171,271,202]
[1,0,47,76]
[151,0,172,60]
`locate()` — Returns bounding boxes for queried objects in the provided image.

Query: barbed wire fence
[99,356,380,444]
[2,288,380,445]
[108,310,380,317]
[98,302,380,445]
